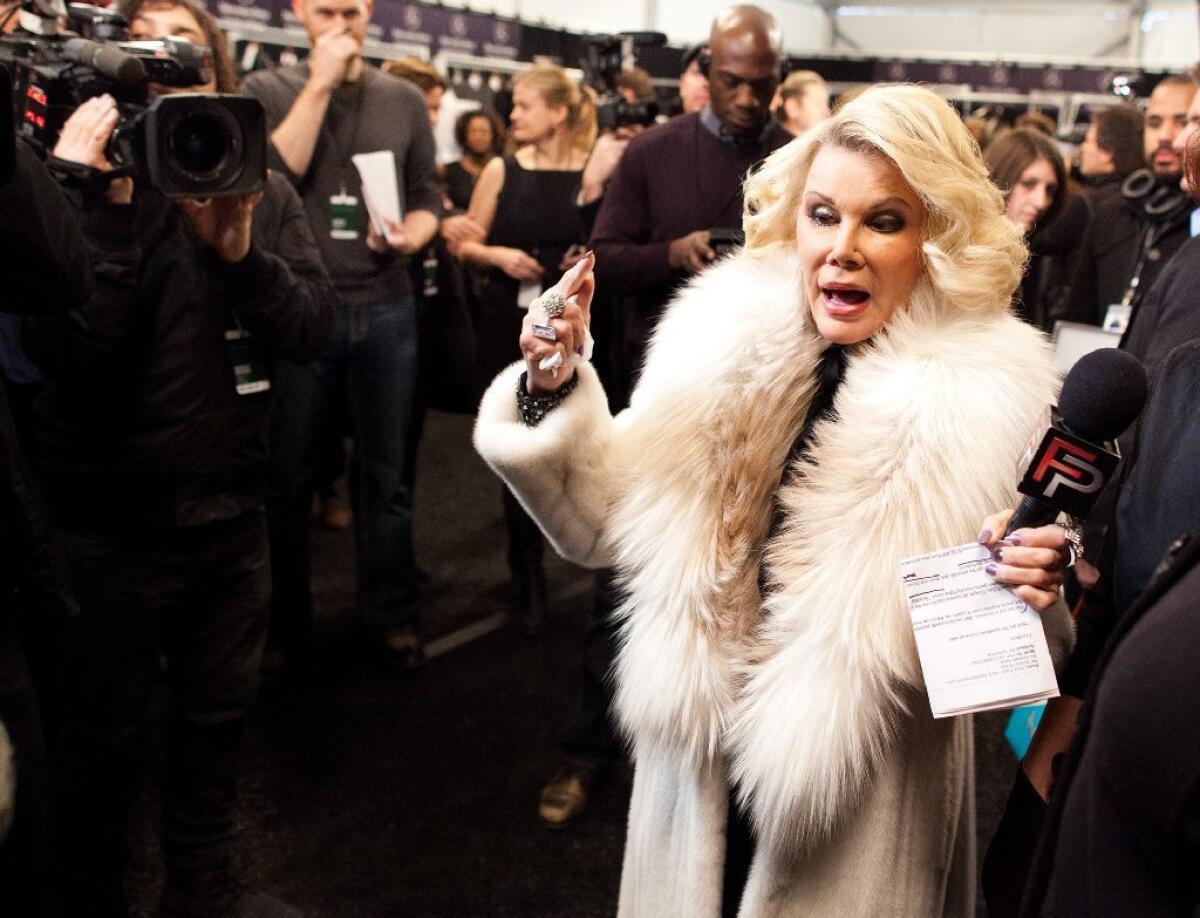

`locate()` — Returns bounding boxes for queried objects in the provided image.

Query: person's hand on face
[307,27,362,92]
[176,192,265,262]
[796,146,925,345]
[52,95,133,204]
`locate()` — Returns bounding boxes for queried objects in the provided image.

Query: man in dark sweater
[1067,74,1196,327]
[535,4,792,833]
[590,5,792,382]
[241,0,441,667]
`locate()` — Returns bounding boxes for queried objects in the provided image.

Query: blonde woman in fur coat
[475,84,1075,917]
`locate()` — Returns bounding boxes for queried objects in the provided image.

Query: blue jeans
[268,299,420,643]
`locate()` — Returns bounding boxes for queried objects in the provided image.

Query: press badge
[329,192,359,240]
[1102,304,1131,334]
[225,329,270,395]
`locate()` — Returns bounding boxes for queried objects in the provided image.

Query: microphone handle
[1004,494,1060,537]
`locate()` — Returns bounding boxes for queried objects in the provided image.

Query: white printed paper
[900,542,1060,718]
[351,151,402,235]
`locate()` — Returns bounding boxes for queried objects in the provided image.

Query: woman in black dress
[456,64,595,633]
[443,110,504,212]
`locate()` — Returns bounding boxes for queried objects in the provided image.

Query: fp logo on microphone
[1019,427,1119,518]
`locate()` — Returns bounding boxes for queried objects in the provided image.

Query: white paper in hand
[351,151,402,235]
[900,542,1060,718]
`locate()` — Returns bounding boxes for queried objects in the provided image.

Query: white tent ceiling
[443,0,1200,67]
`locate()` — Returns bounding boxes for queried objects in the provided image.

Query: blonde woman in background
[455,63,596,635]
[475,84,1074,916]
[774,69,830,135]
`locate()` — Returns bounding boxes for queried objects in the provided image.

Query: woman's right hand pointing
[520,251,595,395]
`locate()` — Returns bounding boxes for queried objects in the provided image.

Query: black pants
[558,568,622,770]
[0,615,54,917]
[52,512,270,918]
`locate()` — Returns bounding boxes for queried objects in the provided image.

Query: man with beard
[1068,73,1197,329]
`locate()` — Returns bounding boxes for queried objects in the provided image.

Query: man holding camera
[242,0,441,669]
[24,8,336,907]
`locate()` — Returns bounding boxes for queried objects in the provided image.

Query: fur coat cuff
[473,360,617,569]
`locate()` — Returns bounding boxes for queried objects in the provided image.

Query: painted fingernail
[977,529,992,544]
[1001,535,1022,546]
[991,548,1003,562]
[984,563,998,576]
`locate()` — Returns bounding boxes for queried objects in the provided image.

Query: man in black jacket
[1067,73,1196,328]
[0,135,93,918]
[24,80,335,916]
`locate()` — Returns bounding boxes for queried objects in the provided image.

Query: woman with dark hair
[986,127,1069,326]
[443,109,504,212]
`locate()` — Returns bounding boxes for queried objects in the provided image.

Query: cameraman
[23,7,335,912]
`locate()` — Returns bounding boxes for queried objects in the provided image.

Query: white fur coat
[475,248,1073,917]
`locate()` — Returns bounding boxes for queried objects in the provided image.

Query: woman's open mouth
[821,284,871,317]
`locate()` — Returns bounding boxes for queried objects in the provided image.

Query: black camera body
[709,226,744,259]
[582,31,664,132]
[1,2,265,198]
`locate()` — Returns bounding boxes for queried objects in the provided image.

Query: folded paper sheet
[351,150,402,235]
[901,542,1060,718]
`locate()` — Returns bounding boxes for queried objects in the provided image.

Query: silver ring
[539,291,566,319]
[531,323,557,341]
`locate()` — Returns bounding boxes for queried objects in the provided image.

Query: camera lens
[168,110,230,177]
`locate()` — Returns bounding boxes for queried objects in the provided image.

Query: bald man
[589,4,792,386]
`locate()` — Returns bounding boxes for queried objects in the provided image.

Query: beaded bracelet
[516,370,578,427]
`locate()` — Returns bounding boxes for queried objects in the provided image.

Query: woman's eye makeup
[868,211,905,232]
[808,204,837,225]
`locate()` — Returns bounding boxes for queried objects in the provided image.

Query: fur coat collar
[605,246,1062,855]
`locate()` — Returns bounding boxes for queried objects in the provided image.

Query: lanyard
[319,69,367,196]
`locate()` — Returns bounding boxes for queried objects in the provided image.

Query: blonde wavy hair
[744,83,1027,317]
[512,63,598,156]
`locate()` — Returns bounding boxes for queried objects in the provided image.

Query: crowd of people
[0,0,1198,915]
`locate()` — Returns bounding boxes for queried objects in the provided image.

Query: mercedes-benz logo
[494,20,509,43]
[450,13,468,37]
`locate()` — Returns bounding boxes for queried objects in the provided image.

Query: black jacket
[24,172,336,530]
[1067,179,1191,326]
[1021,528,1200,917]
[0,141,93,652]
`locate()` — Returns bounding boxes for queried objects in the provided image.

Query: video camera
[0,0,264,197]
[581,31,664,132]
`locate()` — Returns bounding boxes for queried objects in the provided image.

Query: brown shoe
[538,761,596,829]
[314,490,351,531]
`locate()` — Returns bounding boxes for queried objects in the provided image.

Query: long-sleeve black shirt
[24,172,336,529]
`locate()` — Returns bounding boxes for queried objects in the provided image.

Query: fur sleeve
[727,311,1062,855]
[473,360,618,568]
